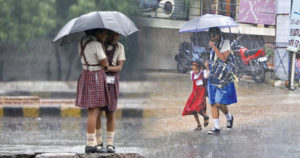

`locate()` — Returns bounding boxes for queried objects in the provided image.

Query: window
[202,0,238,20]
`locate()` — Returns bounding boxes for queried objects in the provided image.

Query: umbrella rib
[97,12,106,30]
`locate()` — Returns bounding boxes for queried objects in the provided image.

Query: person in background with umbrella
[206,27,236,134]
[75,28,110,153]
[95,30,126,153]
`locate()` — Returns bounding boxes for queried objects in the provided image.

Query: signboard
[276,15,290,47]
[238,0,276,25]
[277,0,291,14]
[287,0,300,52]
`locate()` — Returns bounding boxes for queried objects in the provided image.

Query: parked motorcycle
[175,41,207,73]
[231,36,268,83]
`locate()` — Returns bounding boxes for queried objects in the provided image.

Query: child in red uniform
[182,61,209,131]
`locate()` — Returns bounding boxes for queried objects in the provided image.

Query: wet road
[1,72,300,157]
[0,115,300,158]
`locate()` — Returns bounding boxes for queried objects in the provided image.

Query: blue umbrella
[53,11,138,45]
[179,14,238,33]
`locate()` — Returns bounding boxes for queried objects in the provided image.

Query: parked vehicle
[175,41,207,73]
[231,36,268,83]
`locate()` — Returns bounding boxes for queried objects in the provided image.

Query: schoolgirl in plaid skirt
[95,30,126,153]
[75,29,110,153]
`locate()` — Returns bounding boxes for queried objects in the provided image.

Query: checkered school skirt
[76,69,109,108]
[103,73,120,112]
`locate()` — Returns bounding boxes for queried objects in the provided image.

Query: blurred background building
[137,0,276,71]
[0,0,278,81]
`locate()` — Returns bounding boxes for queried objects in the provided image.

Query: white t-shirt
[220,40,231,53]
[190,70,209,80]
[213,39,231,62]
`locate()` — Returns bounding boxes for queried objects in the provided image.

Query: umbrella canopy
[179,14,238,33]
[53,11,138,45]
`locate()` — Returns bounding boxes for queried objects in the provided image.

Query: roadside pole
[287,0,300,90]
[290,52,296,90]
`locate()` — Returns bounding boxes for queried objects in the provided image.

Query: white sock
[86,132,96,147]
[96,129,102,145]
[213,119,220,129]
[225,112,232,121]
[106,131,115,146]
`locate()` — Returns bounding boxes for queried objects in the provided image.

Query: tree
[0,0,140,43]
[68,0,140,19]
[0,0,57,43]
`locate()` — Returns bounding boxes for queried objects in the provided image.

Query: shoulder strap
[80,39,100,70]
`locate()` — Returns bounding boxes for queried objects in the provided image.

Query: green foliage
[0,0,57,43]
[68,0,140,18]
[0,0,140,43]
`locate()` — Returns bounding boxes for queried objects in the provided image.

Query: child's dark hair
[85,28,107,36]
[192,60,205,69]
[209,27,221,36]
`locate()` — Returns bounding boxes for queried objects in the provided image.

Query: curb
[0,96,169,118]
[0,105,179,118]
[0,105,177,118]
[0,91,150,99]
[0,106,143,118]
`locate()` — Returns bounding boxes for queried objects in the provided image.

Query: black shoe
[96,143,106,153]
[227,115,234,128]
[107,145,116,153]
[194,125,202,132]
[208,128,220,134]
[85,145,97,153]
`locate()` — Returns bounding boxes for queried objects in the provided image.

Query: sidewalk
[0,81,154,98]
[0,71,295,118]
[0,77,181,118]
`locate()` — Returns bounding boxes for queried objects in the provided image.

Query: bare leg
[105,111,115,146]
[105,111,115,131]
[216,103,229,115]
[199,110,209,126]
[211,104,219,119]
[87,108,100,133]
[96,111,102,130]
[193,114,201,127]
[199,110,208,118]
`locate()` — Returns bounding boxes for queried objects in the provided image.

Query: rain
[0,0,300,158]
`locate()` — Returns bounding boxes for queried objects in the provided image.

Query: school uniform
[76,36,109,108]
[207,39,237,105]
[103,42,126,112]
[182,70,208,116]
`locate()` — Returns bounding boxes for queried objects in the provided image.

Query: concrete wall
[0,39,63,81]
[0,27,274,81]
[0,35,142,81]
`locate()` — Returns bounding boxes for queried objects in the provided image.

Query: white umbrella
[53,11,139,45]
[179,14,238,33]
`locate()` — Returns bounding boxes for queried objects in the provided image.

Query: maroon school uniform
[76,69,109,108]
[76,37,109,108]
[103,44,120,112]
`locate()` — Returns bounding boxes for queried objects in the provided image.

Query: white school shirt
[106,42,126,66]
[190,70,209,80]
[213,39,231,62]
[78,36,106,71]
